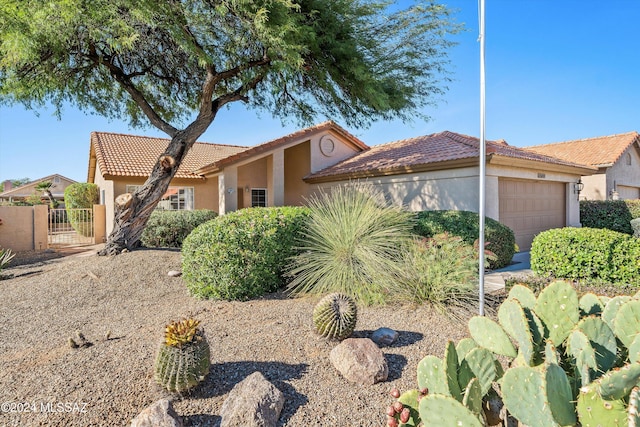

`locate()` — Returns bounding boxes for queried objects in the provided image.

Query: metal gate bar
[48,208,94,247]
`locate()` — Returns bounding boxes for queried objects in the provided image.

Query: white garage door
[499,179,566,251]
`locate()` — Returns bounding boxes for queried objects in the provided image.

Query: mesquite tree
[0,0,461,255]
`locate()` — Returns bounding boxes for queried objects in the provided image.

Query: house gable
[0,174,76,202]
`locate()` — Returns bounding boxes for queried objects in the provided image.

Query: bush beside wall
[140,209,217,248]
[182,206,311,301]
[579,200,635,234]
[414,210,515,269]
[530,227,640,285]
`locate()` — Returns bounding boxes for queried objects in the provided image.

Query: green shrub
[632,218,640,238]
[0,247,15,273]
[182,206,310,300]
[64,183,99,237]
[414,210,515,269]
[140,209,217,248]
[531,227,640,285]
[286,185,414,305]
[389,234,478,315]
[625,199,640,218]
[579,200,634,234]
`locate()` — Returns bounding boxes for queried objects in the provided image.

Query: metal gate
[48,208,94,247]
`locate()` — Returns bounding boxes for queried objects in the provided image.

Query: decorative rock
[371,327,398,347]
[220,371,284,427]
[131,399,183,427]
[168,270,182,277]
[330,338,388,385]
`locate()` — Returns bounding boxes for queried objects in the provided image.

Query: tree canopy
[0,0,460,132]
[0,0,462,254]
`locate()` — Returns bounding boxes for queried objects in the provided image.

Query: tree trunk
[98,125,210,256]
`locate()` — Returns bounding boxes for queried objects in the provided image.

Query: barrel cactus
[313,293,357,340]
[154,318,210,393]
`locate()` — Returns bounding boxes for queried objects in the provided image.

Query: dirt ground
[0,247,477,427]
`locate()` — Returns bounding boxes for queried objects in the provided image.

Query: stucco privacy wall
[0,205,49,251]
[581,174,608,201]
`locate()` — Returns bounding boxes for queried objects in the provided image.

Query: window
[627,153,632,166]
[251,188,267,207]
[126,185,194,210]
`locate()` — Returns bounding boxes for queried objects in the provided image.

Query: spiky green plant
[0,247,14,273]
[287,184,413,305]
[154,318,210,393]
[389,234,479,315]
[313,293,357,340]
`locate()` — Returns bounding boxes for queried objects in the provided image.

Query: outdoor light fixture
[574,178,584,200]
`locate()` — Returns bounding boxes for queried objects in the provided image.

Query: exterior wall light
[574,178,584,201]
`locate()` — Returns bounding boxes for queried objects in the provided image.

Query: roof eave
[488,155,598,175]
[304,157,479,183]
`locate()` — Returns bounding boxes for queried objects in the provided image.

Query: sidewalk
[484,252,532,294]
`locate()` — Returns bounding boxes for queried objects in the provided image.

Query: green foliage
[182,206,310,300]
[531,227,640,286]
[154,318,210,393]
[140,209,217,248]
[414,210,515,269]
[626,199,640,219]
[388,234,479,313]
[63,183,99,237]
[388,280,640,427]
[0,0,460,130]
[631,217,640,238]
[312,293,357,340]
[287,185,414,305]
[580,200,634,234]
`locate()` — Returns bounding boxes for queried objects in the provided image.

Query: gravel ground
[0,247,476,427]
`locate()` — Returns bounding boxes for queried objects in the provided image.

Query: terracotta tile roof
[90,132,247,179]
[305,131,595,182]
[524,131,640,168]
[195,121,368,174]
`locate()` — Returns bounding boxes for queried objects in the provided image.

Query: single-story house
[525,131,640,201]
[87,121,596,250]
[0,174,77,205]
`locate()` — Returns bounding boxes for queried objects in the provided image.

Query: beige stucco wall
[607,146,640,199]
[309,131,361,173]
[284,142,311,206]
[238,158,268,209]
[0,205,49,252]
[581,173,607,201]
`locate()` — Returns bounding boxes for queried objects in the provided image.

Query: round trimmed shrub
[631,218,640,238]
[414,210,515,269]
[140,209,217,248]
[531,227,640,285]
[182,206,311,300]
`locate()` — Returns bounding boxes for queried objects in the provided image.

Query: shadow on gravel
[183,414,220,427]
[189,361,309,426]
[384,353,409,381]
[352,330,424,347]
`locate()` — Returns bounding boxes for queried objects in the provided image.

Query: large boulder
[131,399,183,427]
[220,371,285,427]
[330,338,388,385]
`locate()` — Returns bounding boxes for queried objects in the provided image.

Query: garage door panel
[499,179,566,251]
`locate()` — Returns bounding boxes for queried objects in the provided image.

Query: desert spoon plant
[154,318,210,393]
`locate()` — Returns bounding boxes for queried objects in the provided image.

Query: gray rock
[371,327,398,347]
[330,338,388,385]
[220,371,284,427]
[167,270,182,277]
[131,399,183,427]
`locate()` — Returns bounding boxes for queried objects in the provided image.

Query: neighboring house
[88,122,596,250]
[525,132,640,201]
[0,174,76,205]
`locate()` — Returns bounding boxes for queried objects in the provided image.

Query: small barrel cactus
[313,293,357,340]
[154,318,210,393]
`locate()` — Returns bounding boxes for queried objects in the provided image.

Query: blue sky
[1,0,639,184]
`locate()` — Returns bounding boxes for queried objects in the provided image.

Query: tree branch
[88,44,178,137]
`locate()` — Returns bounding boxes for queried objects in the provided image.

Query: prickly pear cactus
[312,293,357,340]
[154,318,210,393]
